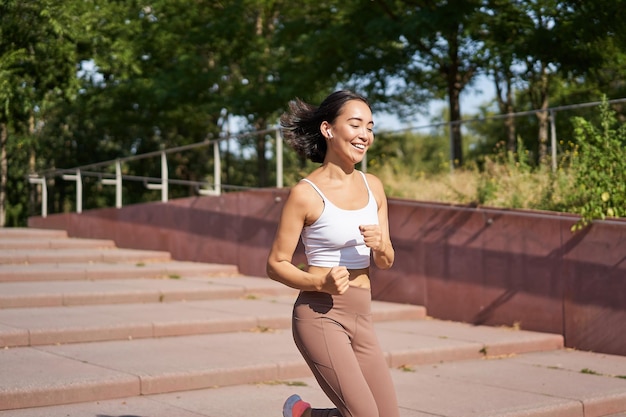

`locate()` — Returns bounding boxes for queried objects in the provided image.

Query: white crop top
[300,171,379,269]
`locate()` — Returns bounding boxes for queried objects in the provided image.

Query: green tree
[0,0,82,225]
[342,0,487,168]
[478,0,621,165]
[41,0,241,208]
[568,98,626,228]
[478,0,528,152]
[45,0,347,195]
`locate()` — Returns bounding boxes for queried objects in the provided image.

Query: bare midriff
[307,266,371,290]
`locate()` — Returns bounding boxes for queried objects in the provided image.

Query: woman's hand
[359,224,384,252]
[321,266,350,294]
[360,223,394,269]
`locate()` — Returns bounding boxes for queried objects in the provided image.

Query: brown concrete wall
[28,189,305,276]
[28,190,626,356]
[376,199,626,356]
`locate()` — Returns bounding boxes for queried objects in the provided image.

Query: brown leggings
[292,287,400,417]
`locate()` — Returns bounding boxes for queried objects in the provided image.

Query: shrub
[568,97,626,229]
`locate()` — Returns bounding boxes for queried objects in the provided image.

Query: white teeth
[353,143,365,150]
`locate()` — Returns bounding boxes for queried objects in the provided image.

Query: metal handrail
[28,97,626,218]
[28,127,282,217]
[36,127,279,177]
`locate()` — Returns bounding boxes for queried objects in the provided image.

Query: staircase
[0,228,625,417]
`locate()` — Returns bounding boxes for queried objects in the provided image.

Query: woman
[266,90,400,417]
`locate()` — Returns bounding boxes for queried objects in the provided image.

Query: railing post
[41,178,47,218]
[161,151,168,202]
[213,141,221,195]
[102,160,123,208]
[28,176,47,218]
[145,152,168,202]
[115,160,122,208]
[62,169,82,213]
[276,128,283,188]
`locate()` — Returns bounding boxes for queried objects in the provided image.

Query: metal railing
[28,97,626,218]
[29,128,283,217]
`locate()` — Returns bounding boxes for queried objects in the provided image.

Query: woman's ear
[320,121,332,139]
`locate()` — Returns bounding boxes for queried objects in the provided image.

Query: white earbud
[327,129,333,138]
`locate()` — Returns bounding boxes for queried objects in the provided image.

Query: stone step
[4,349,624,417]
[0,318,565,411]
[0,260,238,282]
[0,237,116,250]
[2,227,625,417]
[0,247,172,265]
[0,275,295,309]
[0,294,425,347]
[0,228,67,239]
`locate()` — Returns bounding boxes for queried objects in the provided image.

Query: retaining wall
[28,189,626,356]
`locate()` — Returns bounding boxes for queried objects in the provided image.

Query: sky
[374,75,496,132]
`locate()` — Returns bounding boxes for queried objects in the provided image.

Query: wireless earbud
[327,129,333,138]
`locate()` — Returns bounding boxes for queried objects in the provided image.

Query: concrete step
[0,260,238,282]
[0,247,172,265]
[0,228,238,281]
[3,349,625,417]
[0,275,297,309]
[2,228,625,417]
[0,318,565,412]
[0,237,116,250]
[0,294,425,347]
[0,228,67,239]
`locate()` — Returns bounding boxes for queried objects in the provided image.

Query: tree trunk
[444,28,473,169]
[0,123,7,227]
[536,106,550,164]
[533,67,550,164]
[254,119,268,187]
[504,78,516,152]
[505,115,516,152]
[29,115,38,217]
[29,149,37,217]
[494,71,517,153]
[525,59,551,165]
[447,76,464,168]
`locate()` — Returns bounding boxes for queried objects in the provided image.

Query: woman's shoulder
[363,172,387,207]
[363,172,384,191]
[287,179,322,206]
[284,179,325,225]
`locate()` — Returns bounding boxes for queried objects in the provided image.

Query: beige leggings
[292,287,400,417]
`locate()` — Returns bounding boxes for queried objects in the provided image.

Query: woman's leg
[290,290,397,417]
[352,313,400,417]
[293,314,379,417]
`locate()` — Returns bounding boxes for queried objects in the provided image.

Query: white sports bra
[300,171,379,269]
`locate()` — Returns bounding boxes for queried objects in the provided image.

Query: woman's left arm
[362,174,395,270]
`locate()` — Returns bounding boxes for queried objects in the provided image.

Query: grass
[376,162,575,214]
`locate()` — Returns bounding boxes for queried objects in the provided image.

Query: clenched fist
[321,266,350,295]
[359,224,384,251]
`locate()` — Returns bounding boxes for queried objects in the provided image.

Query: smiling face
[323,99,374,165]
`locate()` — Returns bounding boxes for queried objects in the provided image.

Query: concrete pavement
[1,228,625,417]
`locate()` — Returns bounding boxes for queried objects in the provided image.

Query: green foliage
[2,0,626,226]
[367,129,450,178]
[4,132,31,225]
[567,98,626,229]
[473,137,543,207]
[0,0,84,224]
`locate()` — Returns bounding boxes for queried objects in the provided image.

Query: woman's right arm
[267,183,351,294]
[266,184,324,291]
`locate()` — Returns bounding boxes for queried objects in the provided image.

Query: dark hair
[280,90,371,163]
